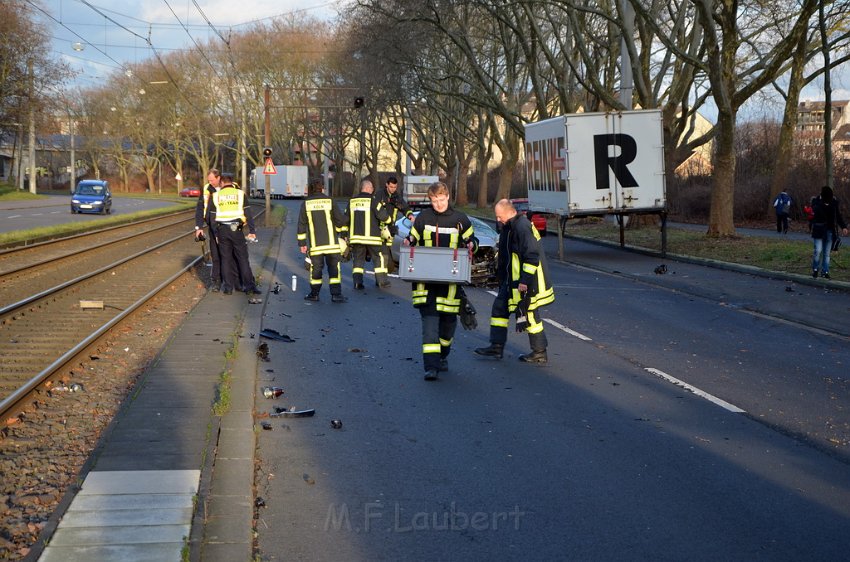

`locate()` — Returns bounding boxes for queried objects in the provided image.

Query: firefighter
[297,179,348,303]
[345,179,391,289]
[213,173,259,295]
[404,181,477,381]
[375,176,413,273]
[375,175,413,230]
[475,199,555,364]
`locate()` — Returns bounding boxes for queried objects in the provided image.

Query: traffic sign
[263,158,277,175]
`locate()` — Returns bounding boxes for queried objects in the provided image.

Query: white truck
[403,175,440,208]
[524,109,666,217]
[250,165,309,199]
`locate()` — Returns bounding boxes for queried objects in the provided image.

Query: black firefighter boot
[518,332,548,364]
[474,343,504,359]
[304,288,320,301]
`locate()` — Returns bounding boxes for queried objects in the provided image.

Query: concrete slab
[39,543,184,562]
[208,459,253,498]
[68,493,193,512]
[202,514,252,544]
[79,470,200,495]
[201,541,251,562]
[47,523,190,546]
[216,428,256,459]
[56,506,193,528]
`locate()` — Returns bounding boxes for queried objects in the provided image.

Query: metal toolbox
[399,246,471,284]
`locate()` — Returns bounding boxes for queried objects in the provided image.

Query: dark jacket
[497,213,555,312]
[345,191,390,245]
[408,206,478,311]
[194,183,218,231]
[810,195,847,239]
[297,194,346,255]
[375,188,412,226]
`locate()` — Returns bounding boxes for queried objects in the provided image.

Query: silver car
[390,212,498,286]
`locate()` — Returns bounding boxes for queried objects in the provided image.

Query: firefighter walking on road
[297,179,348,303]
[405,182,478,381]
[346,179,391,289]
[475,198,555,364]
[375,176,413,273]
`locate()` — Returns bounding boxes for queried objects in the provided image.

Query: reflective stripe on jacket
[297,195,346,255]
[346,192,389,245]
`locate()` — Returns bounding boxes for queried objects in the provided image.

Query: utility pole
[28,59,36,194]
[264,84,272,226]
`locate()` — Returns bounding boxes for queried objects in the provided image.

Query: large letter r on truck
[594,134,639,189]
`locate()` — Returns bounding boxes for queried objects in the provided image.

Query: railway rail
[0,212,207,421]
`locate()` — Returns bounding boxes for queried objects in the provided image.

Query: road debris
[262,387,284,398]
[270,406,315,418]
[259,329,295,342]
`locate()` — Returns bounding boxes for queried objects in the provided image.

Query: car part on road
[261,386,284,398]
[259,329,294,342]
[270,407,315,418]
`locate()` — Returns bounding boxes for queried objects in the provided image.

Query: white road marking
[485,289,592,341]
[644,367,746,413]
[7,215,21,219]
[544,318,592,341]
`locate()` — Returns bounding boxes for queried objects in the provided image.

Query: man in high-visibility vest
[213,173,259,295]
[297,178,348,302]
[345,179,391,289]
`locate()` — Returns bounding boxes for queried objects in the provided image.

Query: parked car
[390,212,498,286]
[180,186,201,198]
[71,180,112,214]
[510,198,547,234]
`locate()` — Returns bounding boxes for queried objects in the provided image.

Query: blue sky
[40,0,339,90]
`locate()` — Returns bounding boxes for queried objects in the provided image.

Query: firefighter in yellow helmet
[212,173,259,295]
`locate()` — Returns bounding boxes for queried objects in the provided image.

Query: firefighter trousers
[488,283,547,351]
[307,252,342,296]
[419,301,457,372]
[351,243,389,286]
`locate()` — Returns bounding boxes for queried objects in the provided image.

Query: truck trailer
[249,165,309,199]
[524,109,668,254]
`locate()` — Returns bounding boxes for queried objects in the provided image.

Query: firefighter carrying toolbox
[399,246,472,284]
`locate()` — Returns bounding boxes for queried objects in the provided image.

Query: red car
[510,198,547,234]
[180,186,201,198]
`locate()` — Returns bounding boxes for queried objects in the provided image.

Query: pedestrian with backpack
[773,190,792,234]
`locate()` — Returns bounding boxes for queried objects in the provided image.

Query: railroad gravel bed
[0,270,207,560]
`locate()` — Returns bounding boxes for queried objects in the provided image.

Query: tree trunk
[707,108,737,237]
[769,32,807,213]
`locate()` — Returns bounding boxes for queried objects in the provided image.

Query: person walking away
[297,179,348,303]
[773,190,792,234]
[345,179,391,289]
[195,169,225,291]
[810,185,848,279]
[475,199,556,364]
[404,182,477,381]
[375,176,414,273]
[213,173,259,294]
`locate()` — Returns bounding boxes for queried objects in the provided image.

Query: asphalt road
[253,201,850,561]
[0,194,183,234]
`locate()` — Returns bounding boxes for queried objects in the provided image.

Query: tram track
[0,218,205,421]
